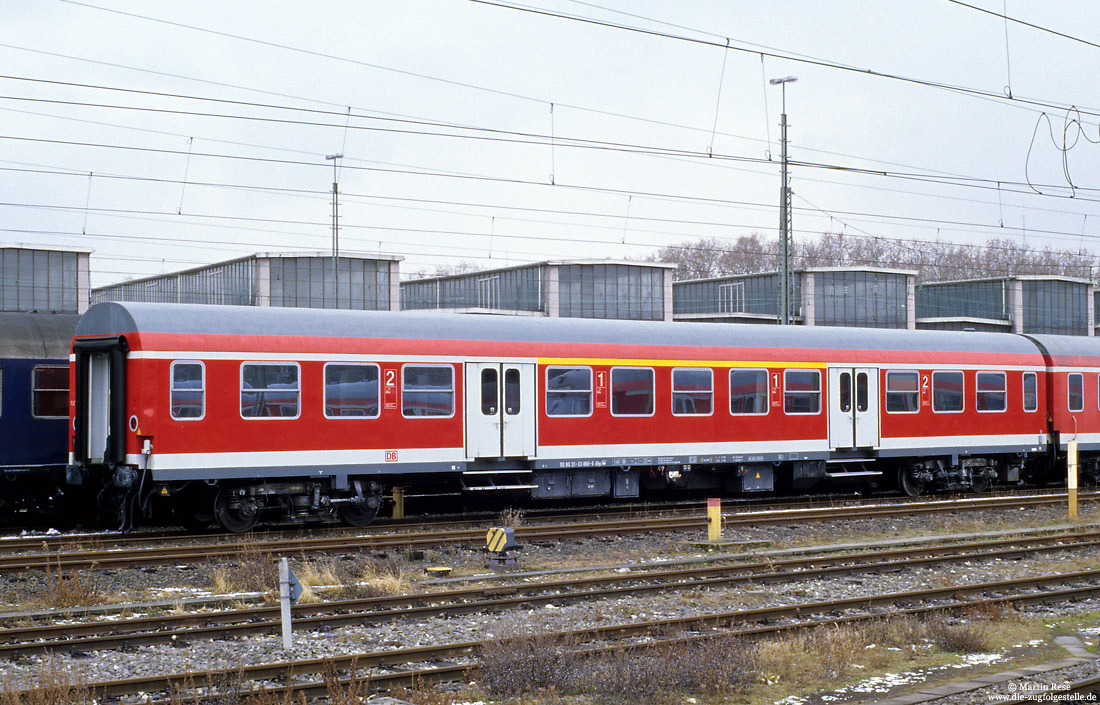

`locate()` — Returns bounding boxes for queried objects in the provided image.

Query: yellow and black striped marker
[486,526,516,553]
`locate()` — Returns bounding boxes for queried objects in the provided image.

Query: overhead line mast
[770,76,797,325]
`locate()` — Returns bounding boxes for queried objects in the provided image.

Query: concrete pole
[1068,440,1079,520]
[279,557,292,651]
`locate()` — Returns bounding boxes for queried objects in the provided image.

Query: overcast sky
[3,1,1100,287]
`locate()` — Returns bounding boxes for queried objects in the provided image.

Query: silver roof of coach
[74,301,1048,358]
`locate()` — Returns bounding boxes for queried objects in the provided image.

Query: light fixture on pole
[768,76,796,325]
[326,153,343,308]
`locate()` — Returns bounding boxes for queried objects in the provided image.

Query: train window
[611,367,655,416]
[838,372,852,413]
[783,370,820,415]
[975,372,1006,412]
[504,368,520,416]
[730,369,768,415]
[672,368,712,416]
[401,365,454,418]
[1023,372,1037,412]
[546,366,592,417]
[240,363,300,419]
[170,361,205,420]
[323,364,380,418]
[856,372,869,413]
[481,368,498,415]
[885,371,919,413]
[932,371,964,412]
[31,366,68,418]
[1068,373,1084,413]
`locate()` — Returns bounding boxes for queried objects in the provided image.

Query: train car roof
[0,312,80,359]
[75,301,1046,358]
[1025,334,1100,365]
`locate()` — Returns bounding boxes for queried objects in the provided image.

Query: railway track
[21,565,1100,703]
[0,490,1094,572]
[0,488,1079,555]
[3,526,1098,658]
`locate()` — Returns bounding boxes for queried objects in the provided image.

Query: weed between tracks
[208,542,416,603]
[209,536,278,599]
[41,543,104,609]
[0,659,90,705]
[474,613,1004,704]
[0,613,1049,705]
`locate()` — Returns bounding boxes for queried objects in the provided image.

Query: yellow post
[707,497,721,542]
[1068,441,1078,520]
[392,487,405,520]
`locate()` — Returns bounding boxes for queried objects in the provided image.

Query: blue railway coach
[0,311,79,517]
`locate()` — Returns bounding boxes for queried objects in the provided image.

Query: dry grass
[756,614,994,691]
[208,551,419,602]
[289,558,345,604]
[926,613,992,653]
[358,557,413,596]
[499,506,525,528]
[297,559,340,588]
[477,622,757,704]
[208,537,277,600]
[0,659,91,705]
[42,554,103,609]
[758,624,871,685]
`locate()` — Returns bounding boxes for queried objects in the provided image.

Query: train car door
[86,353,111,463]
[827,367,880,450]
[72,336,129,467]
[465,362,536,459]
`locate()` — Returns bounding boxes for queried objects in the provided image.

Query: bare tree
[402,260,484,281]
[651,233,1097,283]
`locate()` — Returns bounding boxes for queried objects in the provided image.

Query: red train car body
[66,302,1083,531]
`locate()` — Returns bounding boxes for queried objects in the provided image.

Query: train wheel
[338,501,379,527]
[172,485,215,532]
[897,464,926,497]
[213,489,260,533]
[970,473,991,493]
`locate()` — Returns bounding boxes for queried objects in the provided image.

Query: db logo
[384,450,399,462]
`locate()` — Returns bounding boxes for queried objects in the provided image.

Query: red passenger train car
[66,302,1076,531]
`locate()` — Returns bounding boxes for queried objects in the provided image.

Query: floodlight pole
[326,153,343,308]
[769,76,796,325]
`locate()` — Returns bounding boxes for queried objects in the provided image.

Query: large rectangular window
[241,363,300,418]
[932,371,964,412]
[784,370,820,414]
[325,364,380,418]
[1068,373,1084,412]
[885,371,919,413]
[672,368,712,416]
[718,282,745,313]
[611,367,654,416]
[32,366,68,418]
[1023,372,1038,412]
[170,361,205,420]
[976,372,1006,412]
[730,369,768,414]
[402,365,454,417]
[546,366,592,417]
